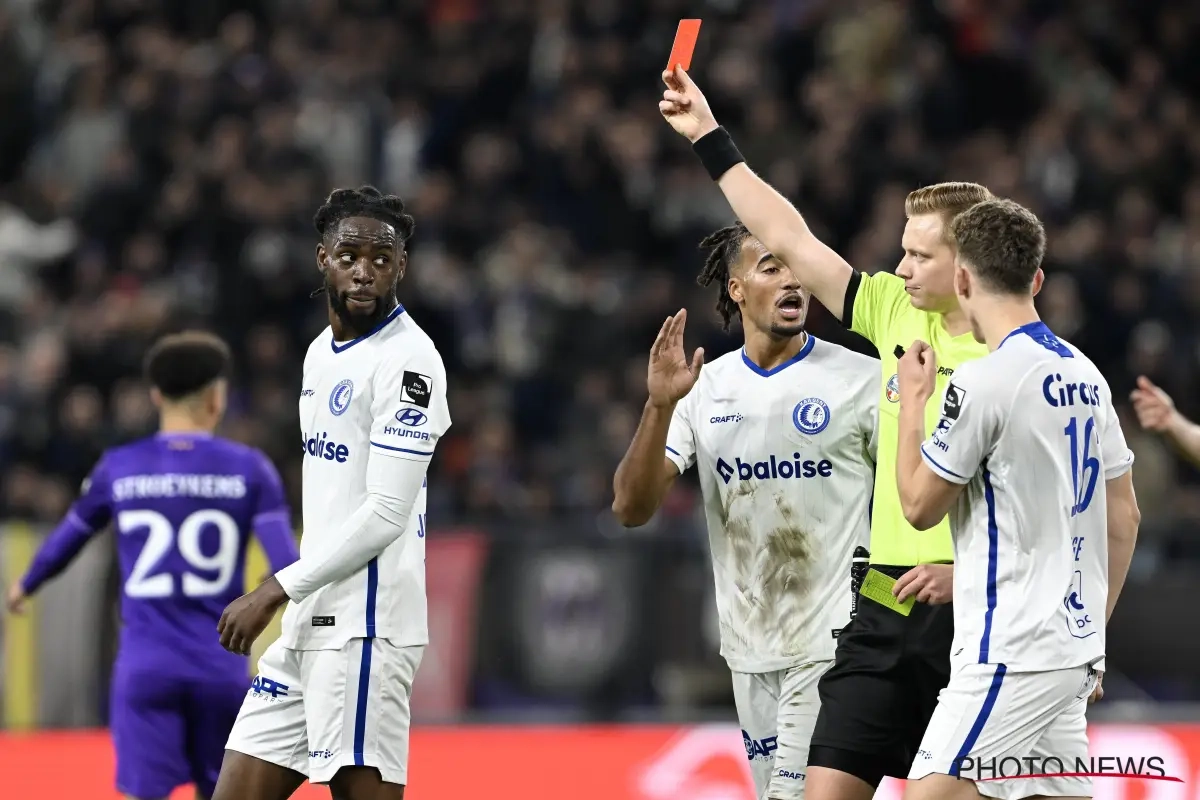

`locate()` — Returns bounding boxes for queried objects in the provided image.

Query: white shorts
[909,662,1098,799]
[225,638,423,785]
[731,660,830,800]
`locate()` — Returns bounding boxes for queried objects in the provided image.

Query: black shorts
[809,564,954,787]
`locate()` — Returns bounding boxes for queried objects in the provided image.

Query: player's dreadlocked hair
[313,185,415,243]
[697,221,751,331]
[310,185,416,297]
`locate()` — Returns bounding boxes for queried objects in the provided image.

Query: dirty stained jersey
[665,335,877,800]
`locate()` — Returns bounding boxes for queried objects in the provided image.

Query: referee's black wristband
[692,126,745,182]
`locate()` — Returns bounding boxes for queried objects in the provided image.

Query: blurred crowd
[2,0,1200,563]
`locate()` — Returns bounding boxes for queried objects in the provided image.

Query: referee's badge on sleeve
[400,371,432,408]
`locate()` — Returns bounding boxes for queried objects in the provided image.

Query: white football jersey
[280,305,449,650]
[665,335,878,673]
[921,321,1133,672]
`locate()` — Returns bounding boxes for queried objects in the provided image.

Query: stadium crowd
[2,0,1200,566]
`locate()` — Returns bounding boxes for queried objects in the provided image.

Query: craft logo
[952,755,1182,784]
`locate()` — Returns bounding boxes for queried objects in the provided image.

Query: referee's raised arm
[659,66,855,321]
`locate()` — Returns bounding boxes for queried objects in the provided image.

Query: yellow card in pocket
[860,568,915,616]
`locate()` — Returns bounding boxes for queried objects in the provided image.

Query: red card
[666,19,702,72]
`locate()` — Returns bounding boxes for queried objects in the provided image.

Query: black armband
[692,127,745,182]
[842,270,863,328]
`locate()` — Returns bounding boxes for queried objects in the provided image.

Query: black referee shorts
[808,564,954,788]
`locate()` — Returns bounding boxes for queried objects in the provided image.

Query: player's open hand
[647,309,704,408]
[1130,376,1179,433]
[893,563,953,605]
[897,340,938,405]
[218,576,289,655]
[5,583,28,615]
[659,66,719,144]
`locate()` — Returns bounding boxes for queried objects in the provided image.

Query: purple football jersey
[22,432,299,678]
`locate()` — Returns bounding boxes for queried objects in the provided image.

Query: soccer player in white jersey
[893,199,1141,800]
[212,186,449,800]
[612,221,878,800]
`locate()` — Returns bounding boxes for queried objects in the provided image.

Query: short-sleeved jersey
[920,321,1134,672]
[846,270,990,565]
[25,434,295,678]
[665,336,878,672]
[281,304,450,650]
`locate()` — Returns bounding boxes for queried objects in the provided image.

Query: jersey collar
[330,304,406,354]
[740,333,816,377]
[998,320,1073,357]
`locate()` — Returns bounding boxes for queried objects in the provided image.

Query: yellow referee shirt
[846,271,990,566]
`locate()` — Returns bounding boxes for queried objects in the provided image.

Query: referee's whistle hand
[893,563,953,605]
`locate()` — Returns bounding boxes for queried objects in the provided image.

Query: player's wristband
[692,127,745,181]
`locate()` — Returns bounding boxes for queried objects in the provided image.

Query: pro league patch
[942,382,965,420]
[401,370,432,408]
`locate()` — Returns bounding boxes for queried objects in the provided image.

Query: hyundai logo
[395,408,428,427]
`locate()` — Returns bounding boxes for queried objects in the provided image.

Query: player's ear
[396,249,407,281]
[209,379,228,419]
[149,387,163,410]
[954,262,970,300]
[727,275,744,305]
[315,242,327,272]
[1030,268,1045,298]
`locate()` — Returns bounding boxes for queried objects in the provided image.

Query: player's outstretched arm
[1103,470,1140,624]
[612,310,703,527]
[895,342,968,529]
[660,67,854,320]
[1130,376,1200,466]
[7,461,114,614]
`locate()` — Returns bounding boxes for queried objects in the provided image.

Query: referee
[659,65,988,800]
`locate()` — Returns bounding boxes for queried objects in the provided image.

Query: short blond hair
[905,182,994,242]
